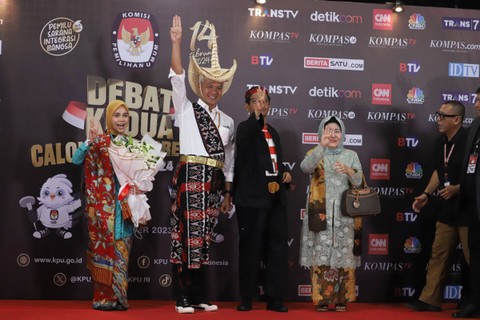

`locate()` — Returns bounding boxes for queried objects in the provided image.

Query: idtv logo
[448,63,479,78]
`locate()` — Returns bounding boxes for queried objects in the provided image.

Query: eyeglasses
[325,128,342,136]
[435,112,459,121]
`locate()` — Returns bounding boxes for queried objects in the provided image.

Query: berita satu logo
[111,11,159,68]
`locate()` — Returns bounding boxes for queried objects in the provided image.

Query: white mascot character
[27,174,82,239]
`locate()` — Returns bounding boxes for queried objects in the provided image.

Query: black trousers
[467,215,480,304]
[236,204,288,301]
[172,264,207,303]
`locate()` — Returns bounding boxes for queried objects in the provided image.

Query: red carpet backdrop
[1,0,479,302]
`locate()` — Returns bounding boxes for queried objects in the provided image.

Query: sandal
[316,304,329,312]
[335,303,347,312]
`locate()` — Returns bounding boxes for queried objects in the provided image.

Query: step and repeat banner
[1,0,479,302]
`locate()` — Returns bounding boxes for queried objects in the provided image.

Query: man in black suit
[453,88,480,318]
[233,86,292,313]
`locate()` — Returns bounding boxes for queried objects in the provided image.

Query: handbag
[341,174,381,217]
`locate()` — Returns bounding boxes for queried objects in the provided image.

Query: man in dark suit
[233,86,292,313]
[453,88,480,318]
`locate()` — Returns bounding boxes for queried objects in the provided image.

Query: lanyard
[444,143,454,167]
[444,143,454,182]
[474,138,480,155]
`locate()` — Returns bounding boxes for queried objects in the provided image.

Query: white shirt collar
[197,99,218,115]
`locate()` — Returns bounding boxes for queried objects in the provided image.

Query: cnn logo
[370,158,390,180]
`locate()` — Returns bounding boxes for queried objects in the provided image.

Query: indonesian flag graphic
[62,101,87,129]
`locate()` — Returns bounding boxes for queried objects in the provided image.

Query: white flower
[108,134,166,227]
[112,135,162,170]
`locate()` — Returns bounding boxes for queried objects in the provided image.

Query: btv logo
[400,62,420,73]
[394,287,416,297]
[449,63,479,78]
[251,55,273,66]
[398,137,419,147]
[396,211,418,222]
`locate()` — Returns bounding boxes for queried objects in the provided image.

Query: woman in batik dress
[299,116,363,312]
[73,100,134,311]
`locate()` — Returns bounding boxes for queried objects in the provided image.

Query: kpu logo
[111,12,159,69]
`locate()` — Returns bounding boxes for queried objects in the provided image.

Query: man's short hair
[445,100,465,120]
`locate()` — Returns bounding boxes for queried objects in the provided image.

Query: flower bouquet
[108,134,166,227]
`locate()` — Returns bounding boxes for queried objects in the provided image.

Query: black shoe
[406,299,441,312]
[94,302,127,311]
[237,299,252,311]
[266,300,288,312]
[114,304,128,311]
[175,296,194,314]
[452,304,480,318]
[95,305,115,311]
